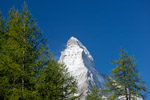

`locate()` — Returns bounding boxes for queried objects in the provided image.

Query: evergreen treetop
[104,48,147,100]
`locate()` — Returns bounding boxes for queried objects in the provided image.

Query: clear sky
[0,0,150,99]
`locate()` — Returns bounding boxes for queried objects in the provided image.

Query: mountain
[58,37,106,99]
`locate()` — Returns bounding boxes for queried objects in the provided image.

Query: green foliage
[36,58,77,100]
[0,11,11,100]
[104,48,147,100]
[1,2,148,100]
[86,85,102,100]
[0,3,77,100]
[0,3,49,100]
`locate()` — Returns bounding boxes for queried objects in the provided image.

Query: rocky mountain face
[58,37,106,99]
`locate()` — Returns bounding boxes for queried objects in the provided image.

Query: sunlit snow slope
[58,37,106,99]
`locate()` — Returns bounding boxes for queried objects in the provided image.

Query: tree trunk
[22,24,25,92]
[123,63,128,100]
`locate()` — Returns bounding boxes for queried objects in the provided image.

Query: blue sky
[1,0,150,99]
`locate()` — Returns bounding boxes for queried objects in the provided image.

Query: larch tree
[0,3,49,99]
[104,48,147,100]
[0,3,78,100]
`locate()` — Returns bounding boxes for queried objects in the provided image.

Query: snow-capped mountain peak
[59,37,106,99]
[59,37,143,100]
[67,36,79,47]
[67,36,94,62]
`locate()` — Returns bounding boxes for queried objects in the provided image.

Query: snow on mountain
[58,37,106,99]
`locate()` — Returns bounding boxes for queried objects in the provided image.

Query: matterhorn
[58,37,106,99]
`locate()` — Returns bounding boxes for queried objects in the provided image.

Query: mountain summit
[59,37,106,99]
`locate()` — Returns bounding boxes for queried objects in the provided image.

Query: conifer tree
[104,48,147,100]
[0,3,49,99]
[0,2,78,100]
[19,3,50,98]
[36,58,77,100]
[86,85,102,100]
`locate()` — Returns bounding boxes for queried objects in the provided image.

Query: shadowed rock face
[59,36,106,100]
